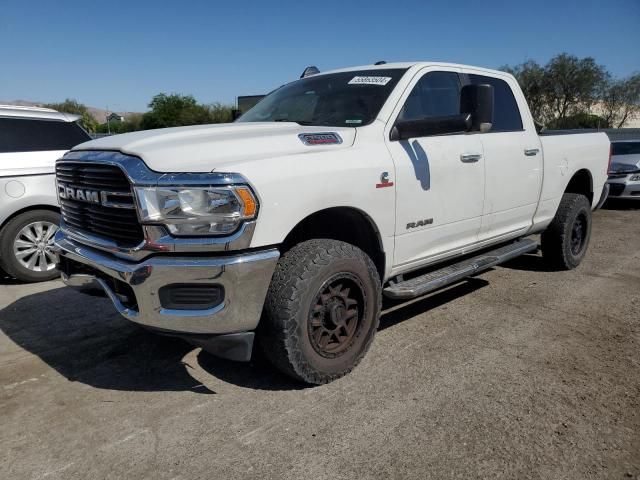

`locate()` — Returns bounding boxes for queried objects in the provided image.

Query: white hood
[73,122,356,173]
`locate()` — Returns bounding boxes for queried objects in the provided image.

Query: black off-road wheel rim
[308,273,367,359]
[570,213,588,256]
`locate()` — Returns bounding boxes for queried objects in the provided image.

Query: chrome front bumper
[54,231,279,335]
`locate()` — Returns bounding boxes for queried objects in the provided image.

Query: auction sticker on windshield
[348,76,392,86]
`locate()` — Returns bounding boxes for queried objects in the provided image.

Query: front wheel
[541,193,592,270]
[0,210,60,282]
[259,239,381,384]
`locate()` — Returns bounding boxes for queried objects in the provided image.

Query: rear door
[463,73,543,241]
[385,68,485,269]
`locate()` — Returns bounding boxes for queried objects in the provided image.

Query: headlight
[134,185,257,236]
[611,163,639,173]
[630,174,640,182]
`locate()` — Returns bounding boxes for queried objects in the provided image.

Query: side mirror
[390,113,472,141]
[460,84,493,133]
[231,109,242,121]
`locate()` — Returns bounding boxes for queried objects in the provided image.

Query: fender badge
[376,171,394,188]
[406,219,433,229]
[298,132,343,146]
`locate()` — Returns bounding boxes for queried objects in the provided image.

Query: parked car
[0,105,91,281]
[54,62,610,384]
[607,140,640,200]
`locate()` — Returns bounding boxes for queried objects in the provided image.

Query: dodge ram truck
[54,62,610,384]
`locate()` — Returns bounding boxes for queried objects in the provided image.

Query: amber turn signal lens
[236,187,257,218]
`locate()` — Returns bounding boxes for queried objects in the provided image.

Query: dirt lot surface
[1,202,639,480]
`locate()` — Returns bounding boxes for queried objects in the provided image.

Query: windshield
[238,69,407,127]
[612,142,640,156]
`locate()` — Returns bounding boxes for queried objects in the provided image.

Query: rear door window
[0,118,91,153]
[467,74,523,132]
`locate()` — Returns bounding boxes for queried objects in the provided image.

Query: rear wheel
[259,239,381,384]
[0,210,60,282]
[541,193,592,270]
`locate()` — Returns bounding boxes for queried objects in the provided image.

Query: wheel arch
[281,206,386,281]
[0,204,60,233]
[564,168,594,204]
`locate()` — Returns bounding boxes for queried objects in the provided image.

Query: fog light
[158,284,224,311]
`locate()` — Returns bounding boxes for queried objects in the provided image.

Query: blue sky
[1,0,638,112]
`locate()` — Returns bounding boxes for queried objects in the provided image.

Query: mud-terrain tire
[541,193,592,270]
[259,239,381,384]
[0,210,60,282]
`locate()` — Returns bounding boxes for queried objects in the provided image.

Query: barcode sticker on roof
[348,76,392,86]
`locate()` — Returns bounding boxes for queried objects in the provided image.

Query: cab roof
[318,61,510,78]
[0,104,81,122]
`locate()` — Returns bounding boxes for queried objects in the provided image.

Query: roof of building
[0,104,81,122]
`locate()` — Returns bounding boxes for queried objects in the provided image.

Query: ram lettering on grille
[58,185,101,204]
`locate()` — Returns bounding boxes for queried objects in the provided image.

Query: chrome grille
[56,162,144,246]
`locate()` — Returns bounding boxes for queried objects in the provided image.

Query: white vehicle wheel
[0,210,61,282]
[13,221,58,272]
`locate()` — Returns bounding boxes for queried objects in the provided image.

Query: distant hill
[0,99,141,124]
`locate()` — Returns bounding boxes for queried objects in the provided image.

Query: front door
[385,69,485,270]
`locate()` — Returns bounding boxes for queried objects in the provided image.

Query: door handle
[524,148,540,156]
[460,153,482,163]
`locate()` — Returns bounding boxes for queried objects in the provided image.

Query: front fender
[233,145,396,272]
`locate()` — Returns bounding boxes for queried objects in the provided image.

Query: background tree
[43,98,98,133]
[599,73,640,128]
[501,60,549,123]
[503,53,638,129]
[544,54,607,121]
[547,113,610,130]
[207,102,234,123]
[94,96,234,134]
[140,93,213,130]
[95,113,143,134]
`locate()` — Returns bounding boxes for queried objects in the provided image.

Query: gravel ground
[0,201,639,480]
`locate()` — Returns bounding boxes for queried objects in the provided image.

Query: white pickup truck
[54,62,610,384]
